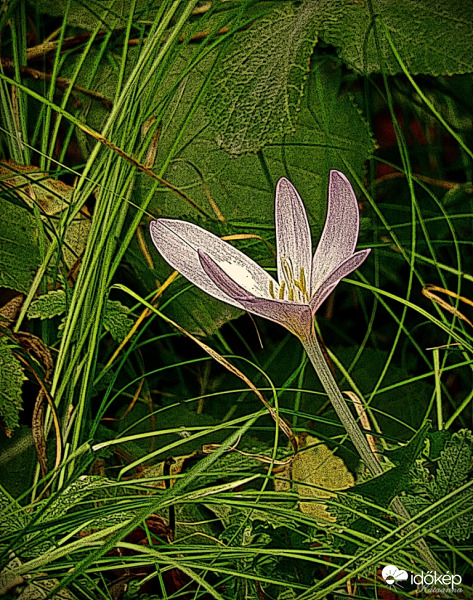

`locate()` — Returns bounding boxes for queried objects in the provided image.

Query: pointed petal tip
[149,219,160,243]
[149,217,168,234]
[276,176,293,193]
[329,169,352,187]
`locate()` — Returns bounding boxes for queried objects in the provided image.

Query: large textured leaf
[27,290,132,342]
[321,0,473,75]
[206,1,319,154]
[0,338,24,433]
[403,430,473,542]
[276,435,354,523]
[0,199,40,293]
[34,0,160,30]
[27,289,68,320]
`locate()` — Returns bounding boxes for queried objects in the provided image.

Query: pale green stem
[300,324,383,476]
[299,322,442,575]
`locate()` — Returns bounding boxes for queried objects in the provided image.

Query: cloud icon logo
[382,565,409,585]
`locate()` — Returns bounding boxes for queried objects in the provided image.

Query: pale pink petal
[309,249,371,313]
[311,170,361,295]
[275,178,312,291]
[149,219,277,311]
[198,250,251,301]
[199,251,313,336]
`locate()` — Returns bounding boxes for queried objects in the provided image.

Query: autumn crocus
[150,171,370,340]
[149,172,441,571]
[150,171,383,475]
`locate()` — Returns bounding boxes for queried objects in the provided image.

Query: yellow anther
[279,258,309,303]
[299,267,307,295]
[294,267,310,301]
[279,281,286,299]
[281,257,294,284]
[269,279,275,299]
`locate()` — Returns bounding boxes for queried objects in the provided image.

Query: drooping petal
[150,219,277,310]
[310,170,361,295]
[199,251,313,336]
[275,178,312,293]
[309,249,371,313]
[198,250,252,301]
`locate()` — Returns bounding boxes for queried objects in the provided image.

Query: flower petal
[149,219,276,310]
[311,170,361,294]
[309,249,370,313]
[199,251,313,336]
[275,178,312,291]
[198,250,252,301]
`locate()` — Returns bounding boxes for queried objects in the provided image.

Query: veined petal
[311,170,361,295]
[309,249,371,313]
[200,251,313,336]
[198,250,253,302]
[275,178,312,291]
[150,219,277,310]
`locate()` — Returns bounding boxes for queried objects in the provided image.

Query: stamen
[281,257,294,285]
[299,267,307,295]
[294,267,310,301]
[280,257,309,303]
[269,279,275,299]
[279,281,286,299]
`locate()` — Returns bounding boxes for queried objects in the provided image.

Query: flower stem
[300,323,442,574]
[300,324,383,476]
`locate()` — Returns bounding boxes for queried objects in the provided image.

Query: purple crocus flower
[149,170,370,339]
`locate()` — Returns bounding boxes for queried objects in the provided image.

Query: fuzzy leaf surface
[206,2,319,154]
[0,200,40,293]
[321,0,473,75]
[0,339,24,433]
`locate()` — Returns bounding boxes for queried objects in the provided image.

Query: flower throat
[268,258,310,303]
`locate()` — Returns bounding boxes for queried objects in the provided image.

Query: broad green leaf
[435,429,472,497]
[0,338,24,433]
[34,0,161,30]
[403,430,473,541]
[276,435,354,523]
[153,55,374,224]
[27,289,67,320]
[103,300,133,342]
[321,0,473,75]
[0,199,40,294]
[206,1,318,154]
[28,291,131,342]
